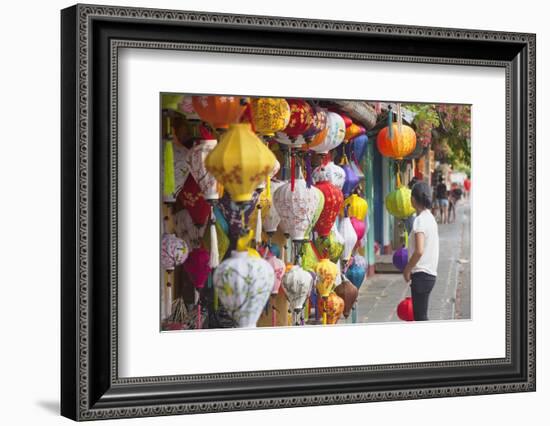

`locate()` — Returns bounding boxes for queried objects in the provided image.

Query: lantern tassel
[255,205,262,247]
[404,229,409,248]
[396,163,402,187]
[209,220,219,268]
[387,105,393,141]
[163,140,176,198]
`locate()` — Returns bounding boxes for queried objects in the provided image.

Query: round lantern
[313,181,344,237]
[249,97,291,136]
[351,134,369,163]
[214,251,274,327]
[350,217,366,241]
[186,139,219,200]
[341,163,360,198]
[392,246,408,272]
[334,279,359,318]
[376,123,417,159]
[282,265,314,314]
[397,297,415,321]
[218,190,260,239]
[272,178,324,241]
[267,254,286,295]
[324,292,345,324]
[303,105,328,143]
[177,175,211,226]
[312,161,346,190]
[343,194,368,221]
[385,186,415,219]
[183,248,211,290]
[276,99,314,143]
[345,262,366,290]
[338,216,358,261]
[161,233,189,271]
[314,224,344,263]
[192,95,248,130]
[205,123,277,203]
[310,112,346,154]
[314,258,338,298]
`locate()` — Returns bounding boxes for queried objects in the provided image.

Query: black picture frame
[61,3,536,421]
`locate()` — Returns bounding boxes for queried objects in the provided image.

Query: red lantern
[397,297,414,321]
[376,124,417,159]
[314,180,344,237]
[282,99,314,138]
[183,248,211,290]
[192,95,248,129]
[177,175,211,226]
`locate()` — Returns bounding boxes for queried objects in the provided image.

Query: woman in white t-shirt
[403,181,439,321]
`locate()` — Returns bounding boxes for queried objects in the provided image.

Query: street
[354,200,471,323]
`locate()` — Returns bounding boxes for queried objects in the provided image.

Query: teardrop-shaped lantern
[324,292,345,324]
[263,180,284,234]
[267,254,286,295]
[334,279,359,318]
[343,194,368,221]
[183,248,211,290]
[192,95,248,130]
[272,179,324,241]
[312,161,346,190]
[377,123,417,159]
[345,262,366,290]
[314,258,338,298]
[310,112,346,154]
[214,251,274,327]
[392,246,408,272]
[205,123,277,203]
[341,164,360,198]
[177,175,211,226]
[161,233,189,271]
[351,134,369,163]
[385,186,415,219]
[339,216,358,261]
[282,265,314,313]
[218,190,260,239]
[186,139,219,200]
[350,217,366,241]
[313,181,344,237]
[249,97,291,136]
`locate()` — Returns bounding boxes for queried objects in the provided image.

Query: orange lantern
[344,122,363,143]
[376,124,417,159]
[192,95,249,130]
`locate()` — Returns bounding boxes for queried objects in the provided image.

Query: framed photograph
[61,3,536,421]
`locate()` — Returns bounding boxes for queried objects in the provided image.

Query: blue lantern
[342,164,360,198]
[352,134,368,163]
[345,262,366,290]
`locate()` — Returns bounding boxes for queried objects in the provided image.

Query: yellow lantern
[314,258,338,298]
[343,194,368,221]
[205,123,277,203]
[249,98,291,136]
[385,186,415,219]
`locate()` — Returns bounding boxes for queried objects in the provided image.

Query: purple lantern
[392,246,408,272]
[342,164,360,198]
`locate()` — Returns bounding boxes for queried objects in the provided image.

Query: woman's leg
[411,273,436,321]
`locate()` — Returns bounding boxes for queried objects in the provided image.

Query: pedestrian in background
[435,176,449,224]
[403,181,440,321]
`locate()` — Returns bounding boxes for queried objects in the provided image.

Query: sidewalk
[353,201,471,323]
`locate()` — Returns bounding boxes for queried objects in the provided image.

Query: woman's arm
[403,232,425,282]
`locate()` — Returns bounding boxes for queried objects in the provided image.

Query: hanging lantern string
[305,151,313,188]
[397,103,403,137]
[396,162,402,187]
[387,105,393,141]
[290,149,296,192]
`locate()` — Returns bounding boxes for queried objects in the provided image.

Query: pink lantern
[161,233,189,271]
[183,247,211,290]
[267,255,285,295]
[350,217,366,241]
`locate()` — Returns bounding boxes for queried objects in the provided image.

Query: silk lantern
[192,95,248,130]
[377,123,417,159]
[267,254,286,295]
[350,217,366,241]
[343,194,368,221]
[186,139,219,200]
[174,209,206,248]
[314,258,338,298]
[303,105,328,143]
[205,123,277,203]
[183,248,211,290]
[351,134,369,163]
[280,99,314,139]
[385,186,415,219]
[344,122,364,142]
[345,262,366,290]
[313,180,344,237]
[339,216,358,261]
[161,234,189,271]
[263,180,284,234]
[334,279,359,318]
[393,246,408,272]
[310,112,346,154]
[324,292,345,324]
[314,224,344,263]
[282,265,314,314]
[341,163,360,198]
[177,175,211,226]
[397,297,415,321]
[218,191,260,239]
[214,251,274,327]
[249,97,291,136]
[312,161,346,190]
[273,178,324,241]
[301,241,320,273]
